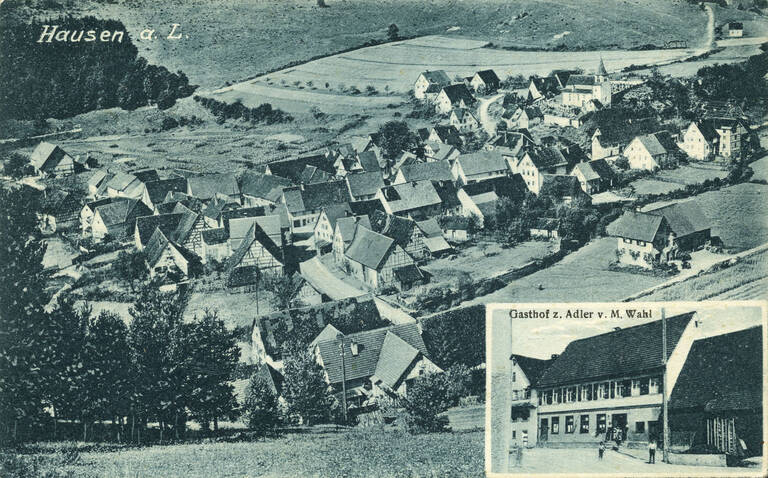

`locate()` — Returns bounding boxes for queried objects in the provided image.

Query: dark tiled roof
[398,160,453,183]
[135,213,184,248]
[132,169,160,183]
[475,69,500,86]
[540,174,584,200]
[566,74,597,88]
[440,84,476,105]
[512,354,556,385]
[95,199,152,228]
[645,200,710,238]
[393,264,424,284]
[457,151,509,177]
[144,228,171,267]
[462,175,528,202]
[346,171,385,198]
[441,215,471,230]
[315,322,428,386]
[525,146,568,170]
[345,226,396,270]
[187,173,239,200]
[530,76,561,95]
[335,215,372,244]
[349,198,385,216]
[370,210,416,249]
[318,203,353,230]
[266,153,335,182]
[609,210,666,242]
[594,118,660,147]
[380,181,442,213]
[282,180,350,214]
[202,227,229,245]
[240,172,291,201]
[536,312,696,387]
[357,150,385,172]
[299,164,333,184]
[420,70,451,85]
[670,326,762,411]
[431,125,462,145]
[145,178,188,206]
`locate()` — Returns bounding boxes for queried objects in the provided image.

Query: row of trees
[193,96,294,125]
[0,16,196,120]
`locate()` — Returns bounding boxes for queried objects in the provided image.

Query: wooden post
[338,333,348,424]
[486,310,512,474]
[662,307,670,463]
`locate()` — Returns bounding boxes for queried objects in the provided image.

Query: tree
[263,273,304,311]
[281,349,335,425]
[387,24,400,42]
[403,372,451,433]
[113,250,148,290]
[376,121,420,161]
[242,372,281,437]
[79,310,133,442]
[3,152,31,179]
[0,187,49,443]
[180,310,240,432]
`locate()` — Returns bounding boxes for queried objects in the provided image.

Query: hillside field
[27,0,713,90]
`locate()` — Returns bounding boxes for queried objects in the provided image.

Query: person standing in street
[648,440,657,464]
[598,441,605,460]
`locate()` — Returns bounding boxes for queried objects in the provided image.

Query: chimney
[550,354,559,360]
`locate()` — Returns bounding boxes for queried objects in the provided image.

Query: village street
[507,448,759,475]
[477,92,505,136]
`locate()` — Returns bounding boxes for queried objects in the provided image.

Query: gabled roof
[346,171,385,198]
[282,180,350,214]
[669,326,762,411]
[397,160,453,183]
[415,217,443,238]
[644,200,710,238]
[144,228,172,268]
[349,198,385,217]
[106,171,139,192]
[524,146,569,170]
[357,150,384,172]
[609,210,667,242]
[370,210,416,249]
[87,170,109,188]
[536,312,696,387]
[132,169,160,183]
[144,178,188,206]
[170,208,201,244]
[511,354,556,385]
[318,203,354,231]
[187,173,239,200]
[202,195,240,220]
[566,74,598,88]
[439,84,476,105]
[135,213,184,248]
[345,226,396,270]
[462,175,528,202]
[240,172,291,202]
[529,76,561,95]
[315,322,429,386]
[335,215,372,244]
[310,324,342,349]
[573,159,616,182]
[431,125,462,145]
[457,151,508,177]
[380,180,442,213]
[266,153,335,182]
[299,164,333,184]
[95,198,152,228]
[593,118,660,147]
[540,174,584,200]
[227,221,283,270]
[30,142,73,171]
[474,69,501,86]
[635,131,677,157]
[419,70,451,85]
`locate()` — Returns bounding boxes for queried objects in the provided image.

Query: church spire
[597,57,608,76]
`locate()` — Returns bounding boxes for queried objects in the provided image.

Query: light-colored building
[413,70,451,100]
[435,84,476,114]
[29,142,75,177]
[623,131,679,171]
[452,151,510,186]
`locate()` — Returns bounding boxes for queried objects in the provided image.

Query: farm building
[91,198,153,242]
[435,84,476,114]
[591,118,659,161]
[281,180,350,231]
[344,225,416,290]
[726,22,743,37]
[144,228,197,279]
[440,216,472,242]
[449,108,480,132]
[39,189,80,232]
[29,142,75,177]
[452,151,510,186]
[643,200,711,253]
[457,175,527,225]
[623,131,680,171]
[264,153,336,183]
[240,172,291,207]
[393,160,453,185]
[378,180,443,220]
[533,312,701,447]
[669,326,762,457]
[413,70,451,100]
[428,125,462,147]
[186,173,240,203]
[468,69,501,93]
[226,221,284,278]
[346,171,386,202]
[570,159,616,194]
[313,323,442,405]
[369,210,431,263]
[141,178,188,211]
[313,203,354,252]
[332,214,371,263]
[201,227,230,264]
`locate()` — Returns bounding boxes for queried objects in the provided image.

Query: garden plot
[629,165,729,195]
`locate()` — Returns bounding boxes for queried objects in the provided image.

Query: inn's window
[631,379,641,396]
[580,415,590,434]
[635,421,645,433]
[565,416,574,433]
[639,377,650,395]
[649,377,661,394]
[597,414,607,433]
[553,389,561,404]
[551,417,560,434]
[512,372,516,382]
[566,387,576,403]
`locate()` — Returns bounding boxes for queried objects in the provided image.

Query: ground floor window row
[538,376,662,405]
[540,413,659,440]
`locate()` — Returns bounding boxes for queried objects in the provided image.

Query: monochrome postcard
[0,0,766,476]
[486,302,767,477]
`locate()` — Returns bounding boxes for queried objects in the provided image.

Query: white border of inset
[485,300,768,478]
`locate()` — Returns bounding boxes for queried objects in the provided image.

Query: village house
[393,160,454,185]
[313,323,442,406]
[527,70,576,102]
[39,189,80,232]
[423,142,461,164]
[80,198,114,235]
[679,118,750,161]
[669,326,762,457]
[570,159,617,194]
[87,170,111,198]
[186,173,240,203]
[369,210,430,263]
[509,354,556,448]
[332,214,371,263]
[29,142,75,177]
[530,218,560,240]
[413,70,452,100]
[224,207,285,253]
[591,118,659,160]
[378,180,444,220]
[144,228,197,279]
[239,172,292,207]
[468,69,501,94]
[513,145,582,195]
[533,312,702,447]
[200,227,230,264]
[201,196,241,228]
[281,180,350,231]
[642,201,711,252]
[345,171,385,202]
[264,152,336,183]
[505,106,544,130]
[428,125,463,147]
[226,221,284,279]
[726,21,743,37]
[90,198,152,242]
[101,171,149,201]
[440,215,472,242]
[415,218,452,257]
[357,149,387,175]
[449,108,480,132]
[313,203,354,252]
[623,131,680,171]
[452,151,510,186]
[134,212,185,250]
[344,225,417,290]
[141,177,188,211]
[435,84,476,114]
[456,175,527,225]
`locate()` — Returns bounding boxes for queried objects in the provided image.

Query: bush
[404,372,452,434]
[241,372,282,437]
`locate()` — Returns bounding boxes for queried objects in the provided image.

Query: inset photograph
[486,302,766,477]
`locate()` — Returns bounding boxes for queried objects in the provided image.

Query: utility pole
[338,334,348,424]
[662,307,670,463]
